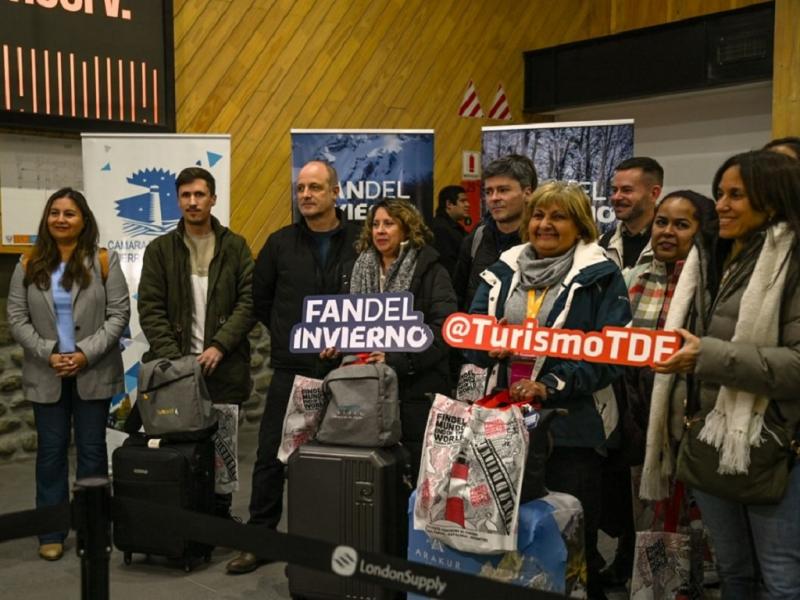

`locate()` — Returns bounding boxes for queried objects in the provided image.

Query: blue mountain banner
[291,129,435,223]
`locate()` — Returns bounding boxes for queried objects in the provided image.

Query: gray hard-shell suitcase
[287,442,413,600]
[112,435,215,571]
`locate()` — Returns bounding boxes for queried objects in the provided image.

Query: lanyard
[526,288,548,320]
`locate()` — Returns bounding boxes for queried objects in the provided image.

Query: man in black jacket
[431,185,468,272]
[226,160,360,574]
[452,155,537,310]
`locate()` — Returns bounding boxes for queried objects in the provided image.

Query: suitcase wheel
[123,552,132,566]
[183,560,192,573]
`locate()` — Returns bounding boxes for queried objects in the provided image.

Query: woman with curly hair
[341,199,456,471]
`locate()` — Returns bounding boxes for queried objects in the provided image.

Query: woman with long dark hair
[7,188,130,561]
[656,151,800,598]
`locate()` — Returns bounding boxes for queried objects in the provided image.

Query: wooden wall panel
[173,0,772,254]
[772,0,800,137]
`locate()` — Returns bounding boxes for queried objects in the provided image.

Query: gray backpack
[136,356,218,440]
[317,355,401,447]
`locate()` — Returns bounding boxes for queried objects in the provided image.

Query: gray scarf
[350,244,419,293]
[504,245,576,325]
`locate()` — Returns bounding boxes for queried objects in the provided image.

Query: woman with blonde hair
[467,181,631,599]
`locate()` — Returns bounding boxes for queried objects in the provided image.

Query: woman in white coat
[7,188,129,561]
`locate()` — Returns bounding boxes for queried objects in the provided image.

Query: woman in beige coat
[656,151,800,599]
[7,188,129,561]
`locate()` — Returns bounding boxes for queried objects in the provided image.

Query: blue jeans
[693,463,800,600]
[32,379,110,544]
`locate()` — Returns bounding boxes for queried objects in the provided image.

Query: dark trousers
[247,368,295,528]
[545,446,605,597]
[33,379,110,544]
[600,457,635,573]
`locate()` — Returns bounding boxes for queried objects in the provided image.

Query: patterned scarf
[628,259,684,330]
[639,247,702,500]
[350,244,419,293]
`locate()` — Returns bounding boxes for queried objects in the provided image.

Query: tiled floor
[0,421,636,599]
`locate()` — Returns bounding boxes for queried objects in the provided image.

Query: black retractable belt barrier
[114,495,565,600]
[73,477,112,600]
[0,502,71,543]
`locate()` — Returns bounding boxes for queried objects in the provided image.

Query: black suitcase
[287,442,412,600]
[112,435,215,571]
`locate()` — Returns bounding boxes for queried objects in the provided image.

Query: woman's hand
[487,318,513,360]
[49,353,69,374]
[319,347,341,361]
[52,351,88,377]
[653,328,700,374]
[510,379,547,403]
[365,351,386,364]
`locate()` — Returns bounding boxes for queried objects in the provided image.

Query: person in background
[453,154,537,310]
[431,185,469,273]
[602,156,664,271]
[763,136,800,161]
[467,182,631,600]
[431,184,469,389]
[655,151,800,598]
[331,199,456,473]
[598,155,664,586]
[7,188,130,561]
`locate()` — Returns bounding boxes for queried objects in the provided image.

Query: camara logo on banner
[82,134,231,433]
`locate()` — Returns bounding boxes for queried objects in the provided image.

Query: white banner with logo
[482,120,634,232]
[82,133,231,430]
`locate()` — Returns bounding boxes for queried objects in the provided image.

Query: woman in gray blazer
[7,188,130,561]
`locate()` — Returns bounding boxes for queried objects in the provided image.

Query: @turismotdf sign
[443,313,681,367]
[290,292,433,353]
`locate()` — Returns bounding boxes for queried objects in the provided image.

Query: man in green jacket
[138,166,255,517]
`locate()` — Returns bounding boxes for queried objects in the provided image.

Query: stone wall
[0,300,271,462]
[0,299,37,460]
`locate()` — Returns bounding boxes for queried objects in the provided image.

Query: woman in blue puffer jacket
[467,181,631,599]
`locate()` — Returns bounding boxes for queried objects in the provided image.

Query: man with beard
[601,156,664,271]
[138,166,255,522]
[598,156,663,592]
[453,155,537,309]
